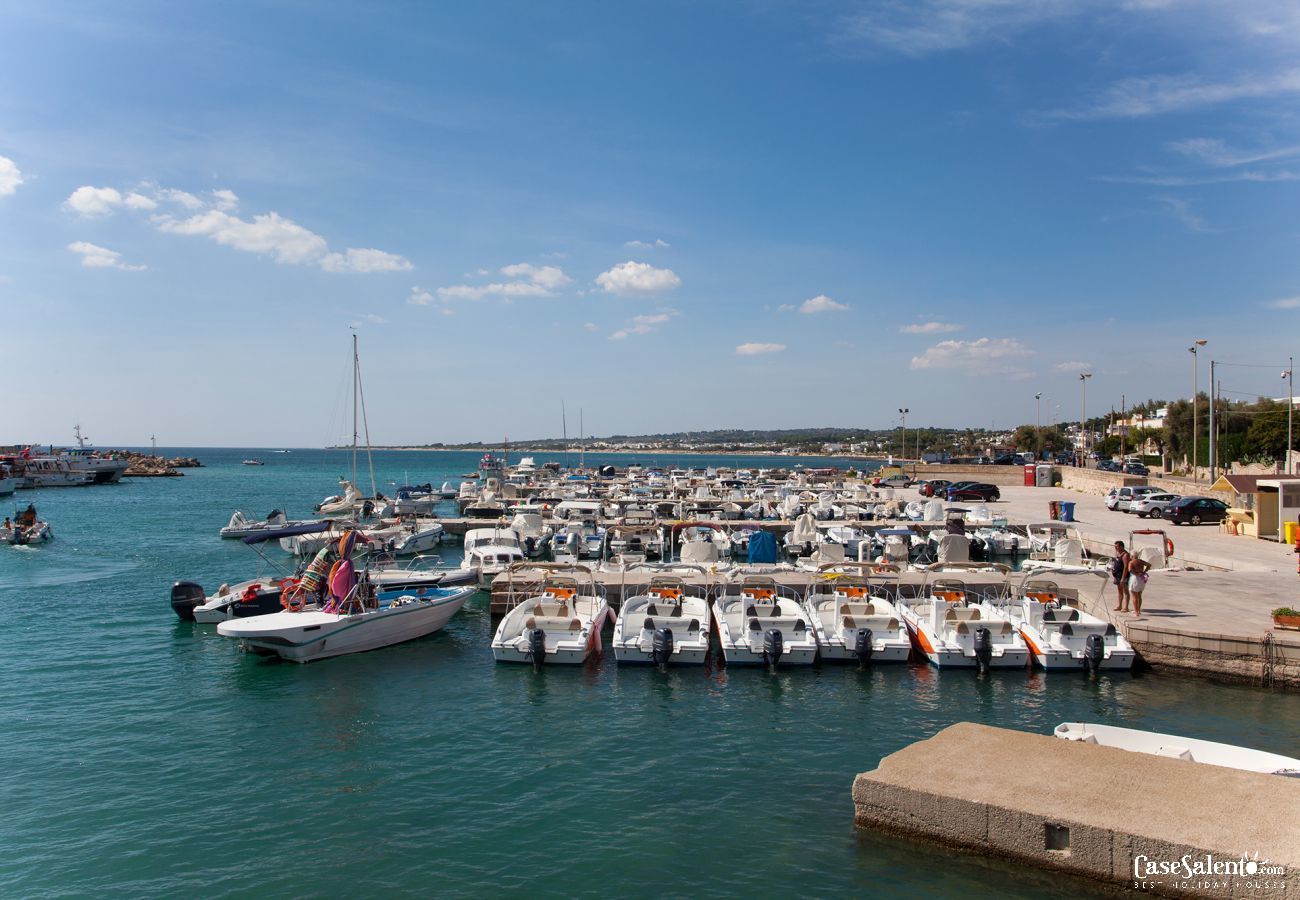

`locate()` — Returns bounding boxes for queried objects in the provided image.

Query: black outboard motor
[524,536,536,557]
[1084,633,1105,675]
[362,499,374,518]
[973,626,993,674]
[651,627,674,673]
[529,628,547,673]
[763,628,784,673]
[170,581,206,621]
[853,628,874,669]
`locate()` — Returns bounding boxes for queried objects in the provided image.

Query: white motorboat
[675,522,732,561]
[281,521,402,556]
[1054,722,1300,775]
[712,575,817,670]
[385,519,446,556]
[3,504,53,545]
[613,574,712,668]
[219,509,292,539]
[803,564,911,664]
[0,475,14,497]
[510,512,554,558]
[1013,579,1135,672]
[316,479,363,516]
[491,564,612,669]
[218,581,475,663]
[174,578,289,624]
[783,512,819,558]
[900,571,1030,670]
[462,527,527,587]
[10,457,96,488]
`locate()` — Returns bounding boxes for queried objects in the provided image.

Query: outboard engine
[853,628,874,669]
[651,627,674,673]
[763,628,784,673]
[528,628,547,673]
[973,626,993,674]
[524,536,536,557]
[361,499,375,518]
[1084,633,1105,675]
[170,581,206,621]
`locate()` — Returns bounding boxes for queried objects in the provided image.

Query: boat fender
[1084,633,1105,675]
[763,628,784,673]
[853,628,874,668]
[651,627,674,673]
[529,628,547,673]
[973,627,993,674]
[1165,537,1175,557]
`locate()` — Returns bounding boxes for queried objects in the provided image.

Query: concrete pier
[852,723,1299,899]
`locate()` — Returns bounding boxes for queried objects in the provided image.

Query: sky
[2,0,1298,447]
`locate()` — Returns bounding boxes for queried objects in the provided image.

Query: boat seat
[524,615,583,632]
[641,616,702,633]
[1041,608,1079,623]
[533,602,571,618]
[943,608,981,622]
[841,614,900,632]
[838,602,879,617]
[954,620,1012,636]
[747,616,808,633]
[1058,622,1111,637]
[745,603,780,618]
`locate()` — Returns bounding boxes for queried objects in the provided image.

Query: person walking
[1111,540,1131,612]
[1128,552,1152,618]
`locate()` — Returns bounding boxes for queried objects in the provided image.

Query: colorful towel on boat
[299,547,332,594]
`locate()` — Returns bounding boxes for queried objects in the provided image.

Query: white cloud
[1050,68,1300,120]
[68,241,146,271]
[910,337,1032,372]
[210,189,239,211]
[596,260,682,295]
[437,262,572,301]
[798,294,850,314]
[1269,296,1300,309]
[1053,360,1093,373]
[407,286,435,306]
[901,321,962,334]
[0,156,22,196]
[321,248,414,273]
[155,209,329,264]
[736,342,786,356]
[1166,137,1300,168]
[1153,195,1211,232]
[583,322,599,332]
[158,188,203,210]
[352,313,388,325]
[609,309,678,340]
[624,238,671,249]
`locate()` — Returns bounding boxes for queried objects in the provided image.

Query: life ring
[1165,537,1175,557]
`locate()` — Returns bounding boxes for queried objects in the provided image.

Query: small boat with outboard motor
[1012,577,1135,672]
[491,563,613,669]
[612,569,712,669]
[712,574,817,671]
[3,503,53,545]
[802,563,911,665]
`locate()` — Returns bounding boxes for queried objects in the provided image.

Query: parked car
[947,483,1000,502]
[918,479,953,497]
[1129,492,1180,518]
[1107,485,1158,511]
[1097,459,1122,472]
[876,473,913,489]
[1124,462,1150,476]
[992,455,1017,465]
[1121,486,1164,512]
[1164,496,1229,526]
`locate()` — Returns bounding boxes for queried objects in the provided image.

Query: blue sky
[2,1,1297,446]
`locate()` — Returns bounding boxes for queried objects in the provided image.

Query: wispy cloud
[64,185,156,216]
[68,241,146,271]
[624,238,670,249]
[436,263,571,301]
[736,342,786,356]
[1167,137,1300,168]
[596,260,681,295]
[610,308,679,340]
[910,337,1032,374]
[797,294,850,314]
[1269,296,1300,309]
[1153,195,1211,232]
[1052,360,1093,373]
[832,0,1083,56]
[407,286,434,305]
[1048,68,1300,120]
[0,156,24,197]
[1096,170,1299,185]
[900,321,962,334]
[350,313,388,327]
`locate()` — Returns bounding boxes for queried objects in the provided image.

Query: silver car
[1120,486,1164,513]
[1130,492,1180,518]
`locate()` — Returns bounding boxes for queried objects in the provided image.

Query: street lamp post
[1285,359,1294,476]
[1078,373,1092,465]
[898,408,909,462]
[1035,392,1043,458]
[1189,340,1207,481]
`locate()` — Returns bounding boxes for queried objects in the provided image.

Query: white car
[1120,486,1163,513]
[1130,492,1180,518]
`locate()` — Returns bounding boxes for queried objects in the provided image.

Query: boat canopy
[242,521,334,544]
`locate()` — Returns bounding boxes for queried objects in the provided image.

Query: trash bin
[1024,464,1037,486]
[1285,521,1299,545]
[1060,501,1076,522]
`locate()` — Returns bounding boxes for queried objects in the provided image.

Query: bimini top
[241,521,335,545]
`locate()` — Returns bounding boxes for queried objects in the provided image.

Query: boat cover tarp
[242,521,333,544]
[747,531,778,563]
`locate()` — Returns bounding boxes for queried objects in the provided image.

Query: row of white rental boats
[491,562,1134,674]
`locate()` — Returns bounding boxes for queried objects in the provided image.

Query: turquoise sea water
[2,448,1298,898]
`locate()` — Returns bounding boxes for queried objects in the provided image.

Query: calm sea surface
[2,448,1297,897]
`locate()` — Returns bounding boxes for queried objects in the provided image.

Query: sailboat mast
[580,407,585,470]
[562,400,568,469]
[354,336,378,499]
[351,333,359,485]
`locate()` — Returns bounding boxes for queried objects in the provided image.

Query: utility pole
[1209,361,1216,482]
[1120,394,1126,461]
[1286,358,1294,476]
[1035,392,1042,458]
[1078,373,1092,465]
[898,408,908,462]
[1190,339,1207,480]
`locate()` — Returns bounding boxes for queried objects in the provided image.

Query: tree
[1246,404,1296,460]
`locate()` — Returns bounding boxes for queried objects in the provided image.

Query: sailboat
[314,335,386,518]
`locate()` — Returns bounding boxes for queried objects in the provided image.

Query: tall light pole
[898,408,909,461]
[1079,373,1092,464]
[1285,359,1294,475]
[1189,340,1206,481]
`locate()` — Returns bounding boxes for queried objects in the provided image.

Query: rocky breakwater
[123,452,202,477]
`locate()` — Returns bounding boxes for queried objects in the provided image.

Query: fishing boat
[1013,578,1135,672]
[612,573,711,669]
[3,503,53,545]
[712,574,817,670]
[1054,723,1300,775]
[491,564,612,669]
[802,564,911,664]
[900,568,1030,671]
[242,458,265,466]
